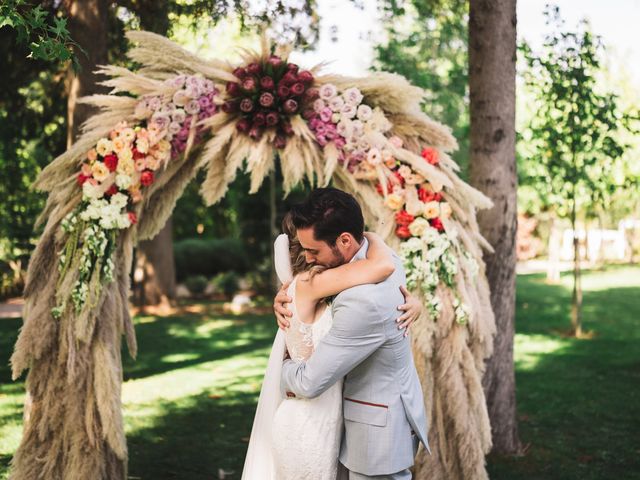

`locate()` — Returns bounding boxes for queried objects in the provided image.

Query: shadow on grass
[487,270,640,480]
[127,392,256,480]
[122,312,276,381]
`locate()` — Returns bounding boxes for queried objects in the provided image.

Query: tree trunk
[547,215,561,283]
[570,195,583,336]
[135,217,177,310]
[469,0,523,455]
[65,0,109,146]
[133,1,176,307]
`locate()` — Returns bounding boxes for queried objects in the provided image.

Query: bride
[241,214,422,480]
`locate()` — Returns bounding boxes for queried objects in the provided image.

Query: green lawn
[1,266,639,479]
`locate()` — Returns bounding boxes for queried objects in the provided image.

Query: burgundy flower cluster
[222,55,317,149]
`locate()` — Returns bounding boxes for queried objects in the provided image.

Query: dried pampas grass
[10,31,496,480]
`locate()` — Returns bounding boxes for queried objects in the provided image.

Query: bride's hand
[396,285,422,336]
[274,281,293,329]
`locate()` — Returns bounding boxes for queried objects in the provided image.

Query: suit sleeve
[281,293,385,398]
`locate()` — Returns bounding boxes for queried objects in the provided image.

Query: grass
[0,265,639,479]
[487,265,640,480]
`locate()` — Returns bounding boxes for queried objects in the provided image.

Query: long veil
[241,234,292,480]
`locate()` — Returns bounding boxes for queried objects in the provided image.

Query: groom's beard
[326,245,346,268]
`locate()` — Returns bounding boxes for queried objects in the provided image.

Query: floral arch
[10,31,496,480]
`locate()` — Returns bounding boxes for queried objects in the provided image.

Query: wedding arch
[10,31,496,480]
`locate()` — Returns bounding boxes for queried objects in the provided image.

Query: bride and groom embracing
[242,188,431,480]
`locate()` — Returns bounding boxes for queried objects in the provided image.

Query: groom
[274,188,430,479]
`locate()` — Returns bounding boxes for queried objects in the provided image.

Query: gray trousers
[339,463,411,480]
[347,469,411,480]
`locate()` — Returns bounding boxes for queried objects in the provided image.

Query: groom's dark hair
[289,188,364,245]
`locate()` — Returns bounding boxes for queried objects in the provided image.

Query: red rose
[304,87,319,100]
[240,98,254,113]
[254,112,266,126]
[242,77,257,92]
[417,187,435,203]
[396,225,411,239]
[286,63,299,73]
[132,148,145,160]
[249,126,263,140]
[222,101,237,113]
[277,84,290,98]
[260,76,275,90]
[259,92,275,108]
[103,154,118,172]
[432,192,443,202]
[232,67,247,79]
[282,71,298,86]
[236,118,251,133]
[266,111,279,126]
[430,217,444,231]
[291,82,305,96]
[421,147,439,165]
[77,173,89,185]
[395,210,415,227]
[226,82,241,96]
[128,212,138,224]
[283,99,298,114]
[105,184,118,196]
[247,62,262,75]
[268,55,283,68]
[298,70,314,84]
[140,170,154,187]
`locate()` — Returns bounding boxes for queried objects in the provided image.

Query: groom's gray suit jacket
[281,240,430,476]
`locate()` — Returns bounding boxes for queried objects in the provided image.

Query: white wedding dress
[241,235,343,480]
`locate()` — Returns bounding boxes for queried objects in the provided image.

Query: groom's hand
[274,281,293,329]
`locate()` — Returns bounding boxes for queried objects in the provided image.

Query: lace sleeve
[285,317,314,362]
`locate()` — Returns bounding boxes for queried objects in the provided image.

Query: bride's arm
[298,232,394,301]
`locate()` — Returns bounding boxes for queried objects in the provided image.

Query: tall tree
[64,0,110,145]
[520,6,633,336]
[468,0,522,454]
[129,0,176,309]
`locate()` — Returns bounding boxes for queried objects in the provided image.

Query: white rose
[343,87,363,106]
[115,174,133,190]
[341,104,357,119]
[328,96,345,112]
[171,108,186,124]
[356,104,373,121]
[116,214,132,230]
[423,201,440,219]
[336,120,353,138]
[172,90,189,106]
[110,192,128,209]
[384,193,404,210]
[409,217,430,237]
[319,84,337,100]
[82,182,103,200]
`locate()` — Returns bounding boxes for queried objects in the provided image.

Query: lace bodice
[284,277,332,362]
[272,275,342,480]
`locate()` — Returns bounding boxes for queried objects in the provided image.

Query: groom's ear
[336,232,355,248]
